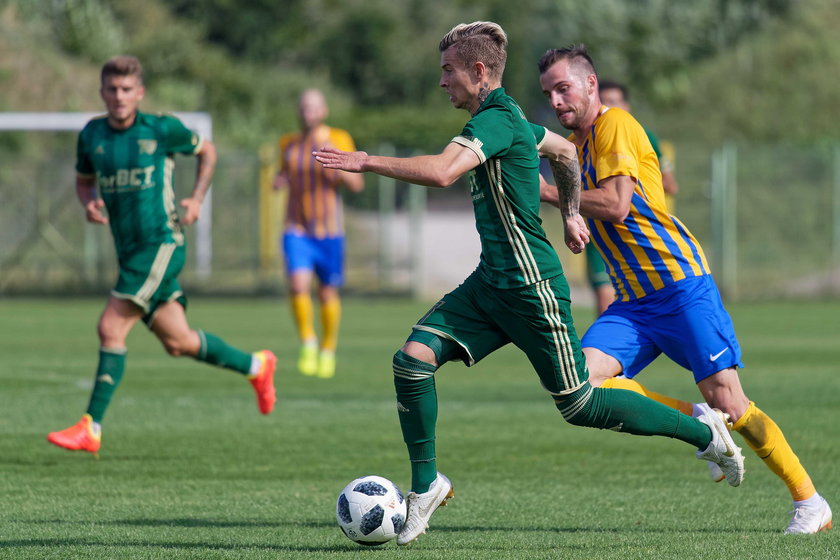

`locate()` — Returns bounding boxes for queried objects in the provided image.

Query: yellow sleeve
[329,128,356,152]
[593,109,643,183]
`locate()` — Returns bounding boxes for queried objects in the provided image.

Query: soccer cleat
[297,344,318,376]
[695,407,745,487]
[47,414,101,455]
[707,461,726,483]
[694,403,726,482]
[397,472,454,546]
[785,495,832,534]
[317,350,336,379]
[249,350,277,414]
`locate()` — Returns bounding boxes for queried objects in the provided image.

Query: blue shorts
[282,231,345,287]
[581,275,743,383]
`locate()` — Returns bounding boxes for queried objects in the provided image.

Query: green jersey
[451,88,563,289]
[76,112,202,259]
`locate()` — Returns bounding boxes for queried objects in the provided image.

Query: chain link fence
[2,134,839,302]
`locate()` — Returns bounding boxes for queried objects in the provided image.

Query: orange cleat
[47,414,101,455]
[249,350,277,414]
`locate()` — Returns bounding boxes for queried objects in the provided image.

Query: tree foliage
[8,0,838,151]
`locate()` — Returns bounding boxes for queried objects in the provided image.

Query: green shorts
[412,271,588,396]
[586,243,611,288]
[112,242,188,325]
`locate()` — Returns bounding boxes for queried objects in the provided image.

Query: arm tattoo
[549,154,582,218]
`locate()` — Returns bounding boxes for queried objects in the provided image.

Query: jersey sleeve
[530,123,547,151]
[160,114,202,155]
[593,109,643,183]
[75,127,95,176]
[451,107,514,164]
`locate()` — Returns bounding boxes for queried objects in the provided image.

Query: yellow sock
[291,293,316,343]
[320,297,341,352]
[732,402,816,501]
[600,377,693,416]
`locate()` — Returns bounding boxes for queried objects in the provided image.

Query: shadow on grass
[431,524,776,535]
[0,538,357,554]
[18,518,334,530]
[16,517,776,535]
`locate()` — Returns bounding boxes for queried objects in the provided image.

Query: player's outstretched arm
[181,139,218,225]
[537,130,588,253]
[76,174,108,225]
[314,142,480,189]
[538,130,581,214]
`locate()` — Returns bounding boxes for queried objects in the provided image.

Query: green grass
[1,297,838,559]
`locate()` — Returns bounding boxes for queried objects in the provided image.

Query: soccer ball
[336,475,407,546]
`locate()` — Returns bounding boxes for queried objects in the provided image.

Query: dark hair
[439,21,508,81]
[101,55,143,85]
[598,80,628,101]
[537,44,596,77]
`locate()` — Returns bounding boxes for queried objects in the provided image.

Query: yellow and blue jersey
[277,126,355,239]
[571,106,709,301]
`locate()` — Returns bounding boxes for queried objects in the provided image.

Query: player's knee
[160,334,195,357]
[392,350,437,383]
[161,337,184,356]
[553,383,598,428]
[97,322,123,347]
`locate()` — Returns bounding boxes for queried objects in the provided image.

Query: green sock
[558,384,712,449]
[86,348,127,424]
[393,351,439,493]
[195,330,252,374]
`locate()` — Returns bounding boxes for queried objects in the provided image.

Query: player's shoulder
[138,111,184,128]
[598,106,642,129]
[80,113,109,133]
[327,127,353,142]
[596,106,647,141]
[472,89,526,130]
[279,131,301,149]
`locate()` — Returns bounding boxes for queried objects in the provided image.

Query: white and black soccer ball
[336,475,406,546]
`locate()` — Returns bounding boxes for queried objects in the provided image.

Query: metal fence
[2,135,840,302]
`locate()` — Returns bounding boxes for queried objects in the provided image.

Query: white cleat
[695,407,745,487]
[785,495,833,534]
[396,472,454,546]
[707,460,726,483]
[694,403,727,483]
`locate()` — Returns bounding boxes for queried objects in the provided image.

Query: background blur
[3,0,840,302]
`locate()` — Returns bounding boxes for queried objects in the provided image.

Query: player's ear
[473,61,487,81]
[587,75,597,95]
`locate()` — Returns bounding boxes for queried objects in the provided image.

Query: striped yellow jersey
[571,106,709,301]
[277,125,356,238]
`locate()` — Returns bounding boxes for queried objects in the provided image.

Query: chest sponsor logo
[94,145,106,155]
[97,165,156,192]
[137,139,157,155]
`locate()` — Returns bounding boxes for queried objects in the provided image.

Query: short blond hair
[101,55,143,85]
[439,21,507,81]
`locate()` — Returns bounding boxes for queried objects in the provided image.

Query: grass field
[1,297,838,559]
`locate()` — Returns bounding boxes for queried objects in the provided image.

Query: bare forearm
[192,142,217,202]
[75,177,97,205]
[575,175,635,223]
[363,154,455,188]
[548,154,581,218]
